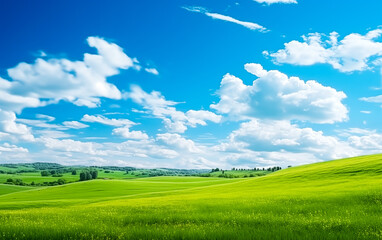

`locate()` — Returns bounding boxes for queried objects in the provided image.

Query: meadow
[0,154,381,239]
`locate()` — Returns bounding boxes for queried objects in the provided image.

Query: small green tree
[90,170,98,179]
[57,179,66,185]
[41,171,49,176]
[80,172,86,181]
[72,170,77,175]
[85,171,92,180]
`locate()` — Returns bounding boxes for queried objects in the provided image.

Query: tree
[79,170,96,181]
[80,172,86,181]
[41,171,49,176]
[72,170,77,175]
[85,171,92,180]
[91,170,98,179]
[57,179,66,185]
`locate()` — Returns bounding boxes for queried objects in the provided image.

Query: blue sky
[0,0,381,169]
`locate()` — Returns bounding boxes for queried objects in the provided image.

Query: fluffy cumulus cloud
[215,119,356,160]
[211,63,348,123]
[254,0,297,5]
[0,110,34,141]
[266,29,382,72]
[156,133,202,153]
[345,129,382,151]
[127,85,221,133]
[39,137,106,156]
[81,114,149,140]
[112,127,149,140]
[1,36,137,113]
[0,143,28,153]
[0,36,138,146]
[183,6,267,32]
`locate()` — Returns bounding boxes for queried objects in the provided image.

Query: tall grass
[0,154,381,239]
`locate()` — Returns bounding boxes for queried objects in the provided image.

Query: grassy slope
[0,170,148,184]
[0,154,382,239]
[0,177,240,209]
[0,166,36,173]
[0,184,33,196]
[0,172,79,184]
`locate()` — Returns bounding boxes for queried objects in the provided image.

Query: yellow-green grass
[0,172,79,184]
[0,154,382,239]
[0,177,241,209]
[0,184,33,196]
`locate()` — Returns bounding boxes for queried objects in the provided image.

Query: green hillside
[0,154,381,239]
[0,184,33,196]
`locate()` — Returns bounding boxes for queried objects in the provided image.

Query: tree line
[79,170,98,181]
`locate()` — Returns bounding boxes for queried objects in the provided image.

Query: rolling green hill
[0,184,33,196]
[0,154,381,239]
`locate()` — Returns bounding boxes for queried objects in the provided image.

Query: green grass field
[0,154,381,239]
[0,184,33,196]
[0,170,150,185]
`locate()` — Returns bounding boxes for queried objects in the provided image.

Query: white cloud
[0,110,34,141]
[144,68,159,75]
[127,85,221,133]
[268,29,382,72]
[36,114,55,122]
[62,121,89,129]
[17,118,88,131]
[112,126,149,140]
[0,37,139,142]
[254,0,297,4]
[348,132,382,150]
[216,119,355,160]
[0,143,28,153]
[183,6,267,32]
[156,133,202,153]
[81,114,135,127]
[35,130,73,139]
[2,36,137,112]
[211,63,348,123]
[360,95,382,104]
[39,137,106,156]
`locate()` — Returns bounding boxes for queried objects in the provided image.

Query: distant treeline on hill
[0,162,285,185]
[200,166,283,178]
[211,166,282,172]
